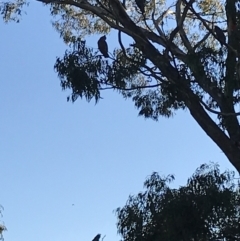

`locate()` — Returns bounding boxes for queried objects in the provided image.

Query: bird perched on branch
[92,234,101,241]
[214,26,226,44]
[135,0,146,14]
[97,36,109,58]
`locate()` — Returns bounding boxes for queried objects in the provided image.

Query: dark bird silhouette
[214,26,226,44]
[135,0,146,14]
[92,234,101,241]
[98,36,109,58]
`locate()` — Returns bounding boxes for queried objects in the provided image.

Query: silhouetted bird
[97,36,109,58]
[135,0,146,14]
[92,234,101,241]
[214,26,226,44]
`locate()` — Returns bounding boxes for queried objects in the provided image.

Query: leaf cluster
[54,39,148,103]
[0,0,28,23]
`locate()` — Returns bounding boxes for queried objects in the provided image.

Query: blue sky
[0,2,237,241]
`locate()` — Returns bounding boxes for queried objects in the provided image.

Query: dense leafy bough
[115,163,240,241]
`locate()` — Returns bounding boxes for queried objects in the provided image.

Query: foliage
[115,163,240,241]
[0,0,28,23]
[2,0,240,171]
[0,206,6,241]
[54,39,148,104]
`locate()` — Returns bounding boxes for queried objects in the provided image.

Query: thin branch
[141,29,186,59]
[118,30,127,57]
[200,99,240,116]
[118,31,166,81]
[100,82,161,91]
[163,1,193,59]
[95,0,112,16]
[151,0,164,37]
[37,0,116,23]
[194,32,211,50]
[175,0,194,51]
[155,4,175,25]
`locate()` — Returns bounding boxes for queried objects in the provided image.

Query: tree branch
[100,82,161,91]
[200,99,240,116]
[175,0,194,52]
[194,32,211,50]
[185,88,240,173]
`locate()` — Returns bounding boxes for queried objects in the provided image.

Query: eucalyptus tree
[2,0,240,171]
[115,163,240,241]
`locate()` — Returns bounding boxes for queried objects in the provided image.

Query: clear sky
[0,2,237,241]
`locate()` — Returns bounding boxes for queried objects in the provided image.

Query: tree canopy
[2,0,240,171]
[115,163,240,241]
